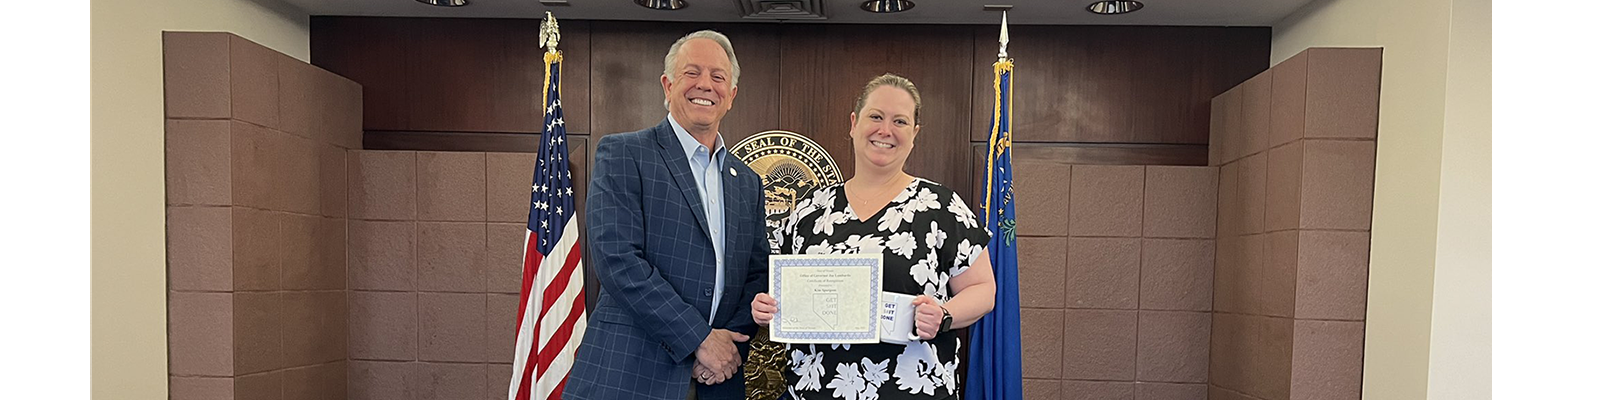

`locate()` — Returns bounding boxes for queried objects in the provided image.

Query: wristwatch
[937,305,953,334]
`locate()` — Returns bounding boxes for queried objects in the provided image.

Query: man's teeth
[689,98,713,106]
[871,141,894,148]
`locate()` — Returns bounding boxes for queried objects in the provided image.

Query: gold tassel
[983,59,1014,216]
[541,51,563,114]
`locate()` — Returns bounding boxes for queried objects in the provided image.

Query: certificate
[768,254,883,344]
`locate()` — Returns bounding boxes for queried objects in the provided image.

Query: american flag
[509,52,587,400]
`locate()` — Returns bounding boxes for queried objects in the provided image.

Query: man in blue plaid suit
[564,30,769,400]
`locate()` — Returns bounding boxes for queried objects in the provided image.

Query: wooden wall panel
[311,17,591,134]
[311,17,412,131]
[311,17,1267,180]
[968,26,1270,144]
[558,22,591,135]
[568,138,598,313]
[771,24,827,135]
[406,18,538,133]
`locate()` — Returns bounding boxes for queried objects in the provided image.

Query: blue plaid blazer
[564,119,770,400]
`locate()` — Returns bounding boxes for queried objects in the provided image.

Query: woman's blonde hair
[853,73,923,125]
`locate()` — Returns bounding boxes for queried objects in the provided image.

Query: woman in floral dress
[749,74,997,400]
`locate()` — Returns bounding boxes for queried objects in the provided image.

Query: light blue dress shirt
[667,114,728,323]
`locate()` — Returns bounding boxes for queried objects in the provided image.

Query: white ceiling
[280,0,1310,27]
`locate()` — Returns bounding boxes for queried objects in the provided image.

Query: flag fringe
[541,51,563,113]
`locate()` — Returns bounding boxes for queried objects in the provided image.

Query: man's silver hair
[662,30,741,110]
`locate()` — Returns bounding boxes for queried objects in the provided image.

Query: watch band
[937,305,953,333]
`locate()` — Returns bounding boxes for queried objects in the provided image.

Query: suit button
[703,288,713,297]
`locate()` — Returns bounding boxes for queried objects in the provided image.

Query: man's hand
[693,329,749,385]
[693,359,732,385]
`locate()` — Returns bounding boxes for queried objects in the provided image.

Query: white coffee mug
[879,292,919,345]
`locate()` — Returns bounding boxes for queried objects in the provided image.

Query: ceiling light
[636,0,687,10]
[860,0,915,13]
[1085,0,1142,15]
[414,0,467,7]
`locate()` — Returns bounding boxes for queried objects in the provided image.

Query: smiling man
[563,30,770,400]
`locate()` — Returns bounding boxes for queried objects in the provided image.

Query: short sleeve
[942,189,991,278]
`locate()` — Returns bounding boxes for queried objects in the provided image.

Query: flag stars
[531,81,578,254]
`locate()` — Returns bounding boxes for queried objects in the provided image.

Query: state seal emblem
[729,130,844,236]
[730,130,843,400]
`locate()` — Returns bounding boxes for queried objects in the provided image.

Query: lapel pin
[731,169,738,177]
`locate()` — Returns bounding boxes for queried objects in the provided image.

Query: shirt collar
[667,113,726,162]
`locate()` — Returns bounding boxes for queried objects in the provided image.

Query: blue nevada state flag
[966,14,1023,400]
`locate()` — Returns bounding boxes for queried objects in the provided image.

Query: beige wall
[1272,0,1488,399]
[91,0,308,397]
[1427,0,1491,398]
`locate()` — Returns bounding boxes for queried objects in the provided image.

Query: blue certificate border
[770,254,883,343]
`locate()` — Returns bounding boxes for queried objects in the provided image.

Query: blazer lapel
[712,162,748,325]
[720,164,745,270]
[652,119,713,242]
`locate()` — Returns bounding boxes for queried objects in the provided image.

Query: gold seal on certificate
[768,254,884,344]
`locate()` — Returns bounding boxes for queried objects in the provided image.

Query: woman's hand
[912,295,944,340]
[752,293,778,326]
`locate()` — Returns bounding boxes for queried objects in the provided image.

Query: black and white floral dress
[774,178,990,400]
